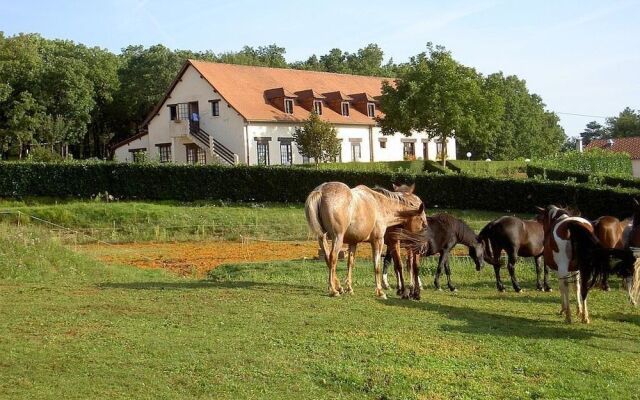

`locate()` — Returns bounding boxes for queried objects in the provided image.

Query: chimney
[577,137,583,153]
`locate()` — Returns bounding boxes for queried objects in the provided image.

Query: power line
[556,112,608,119]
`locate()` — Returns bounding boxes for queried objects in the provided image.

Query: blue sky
[2,0,639,137]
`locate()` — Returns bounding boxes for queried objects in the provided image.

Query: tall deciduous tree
[606,107,640,138]
[378,44,503,165]
[292,113,341,166]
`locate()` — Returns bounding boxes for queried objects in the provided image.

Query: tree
[580,121,606,145]
[379,44,502,165]
[606,107,640,138]
[292,113,341,166]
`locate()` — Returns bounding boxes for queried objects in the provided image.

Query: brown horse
[478,215,550,292]
[382,184,426,299]
[592,215,630,291]
[305,182,425,298]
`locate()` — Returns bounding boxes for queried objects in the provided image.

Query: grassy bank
[0,200,526,243]
[0,222,639,399]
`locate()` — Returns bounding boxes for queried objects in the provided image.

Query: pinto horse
[305,182,425,298]
[396,213,485,296]
[381,184,426,299]
[539,205,640,323]
[478,215,551,293]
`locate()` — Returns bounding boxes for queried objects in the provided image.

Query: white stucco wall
[113,134,149,162]
[633,160,640,178]
[372,128,457,162]
[143,65,246,164]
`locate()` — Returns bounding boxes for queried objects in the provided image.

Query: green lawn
[1,221,639,399]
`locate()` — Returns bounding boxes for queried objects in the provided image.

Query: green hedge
[448,160,526,177]
[533,149,632,176]
[526,165,640,190]
[0,162,638,218]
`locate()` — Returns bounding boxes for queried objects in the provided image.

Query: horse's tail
[304,188,325,237]
[567,222,605,289]
[478,220,498,262]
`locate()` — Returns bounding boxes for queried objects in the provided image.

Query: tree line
[580,108,640,146]
[0,32,613,161]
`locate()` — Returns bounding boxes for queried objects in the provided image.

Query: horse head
[537,204,572,234]
[470,237,485,271]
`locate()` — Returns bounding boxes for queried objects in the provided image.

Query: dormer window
[367,103,376,118]
[313,100,323,115]
[341,102,350,116]
[284,99,294,114]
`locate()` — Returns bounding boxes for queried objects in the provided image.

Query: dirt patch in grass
[78,240,471,277]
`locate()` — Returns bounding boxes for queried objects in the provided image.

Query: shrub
[526,164,640,190]
[533,149,632,177]
[0,162,638,218]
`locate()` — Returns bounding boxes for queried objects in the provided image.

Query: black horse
[396,213,485,294]
[478,216,551,293]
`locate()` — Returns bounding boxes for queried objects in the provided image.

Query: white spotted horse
[539,205,640,323]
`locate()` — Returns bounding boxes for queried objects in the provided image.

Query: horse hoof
[515,288,522,293]
[450,288,458,293]
[345,288,354,295]
[379,293,387,300]
[396,289,403,296]
[382,283,390,290]
[329,291,341,297]
[401,294,410,300]
[544,287,552,293]
[536,285,543,291]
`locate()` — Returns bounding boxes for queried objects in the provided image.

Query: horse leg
[434,254,444,291]
[575,272,584,320]
[493,262,506,292]
[560,277,572,323]
[371,238,387,299]
[542,261,552,292]
[392,242,407,297]
[506,251,522,293]
[328,234,344,297]
[534,255,544,291]
[442,252,456,292]
[344,243,357,294]
[409,252,421,300]
[413,253,423,291]
[580,271,591,324]
[382,247,392,290]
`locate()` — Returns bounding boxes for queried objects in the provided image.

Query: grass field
[1,212,640,399]
[1,199,639,398]
[0,200,525,244]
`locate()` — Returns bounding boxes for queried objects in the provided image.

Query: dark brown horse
[592,215,630,291]
[382,184,426,299]
[478,215,550,293]
[397,213,485,297]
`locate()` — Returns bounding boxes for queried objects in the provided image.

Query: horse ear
[634,198,639,207]
[392,183,399,191]
[408,183,415,194]
[535,206,545,213]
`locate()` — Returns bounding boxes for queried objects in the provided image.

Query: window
[351,143,361,162]
[210,100,220,116]
[284,99,294,114]
[256,142,270,165]
[129,148,147,163]
[177,103,189,121]
[403,142,415,159]
[313,100,323,115]
[331,144,342,162]
[423,142,429,160]
[302,155,311,164]
[341,102,350,116]
[367,103,376,117]
[379,140,387,149]
[169,105,177,121]
[157,143,172,163]
[186,144,206,165]
[436,140,444,157]
[280,142,292,165]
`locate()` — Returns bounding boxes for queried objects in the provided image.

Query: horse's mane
[371,186,418,207]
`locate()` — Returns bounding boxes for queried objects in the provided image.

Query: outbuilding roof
[585,137,640,159]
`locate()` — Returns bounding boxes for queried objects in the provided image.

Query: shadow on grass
[383,298,600,340]
[97,280,316,291]
[602,312,640,327]
[482,293,558,304]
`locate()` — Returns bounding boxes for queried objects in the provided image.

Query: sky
[2,0,639,137]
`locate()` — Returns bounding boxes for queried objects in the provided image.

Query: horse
[539,205,640,323]
[381,184,427,299]
[305,182,425,298]
[592,215,631,291]
[396,213,485,295]
[478,215,551,293]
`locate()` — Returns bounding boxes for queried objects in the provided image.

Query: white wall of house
[633,160,640,178]
[144,65,246,164]
[113,134,149,162]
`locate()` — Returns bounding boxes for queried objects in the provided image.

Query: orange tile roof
[189,60,391,125]
[585,137,640,159]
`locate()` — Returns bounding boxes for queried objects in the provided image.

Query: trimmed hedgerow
[532,149,632,177]
[0,162,638,218]
[526,164,640,190]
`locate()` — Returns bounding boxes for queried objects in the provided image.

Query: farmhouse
[585,136,640,177]
[112,60,456,165]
